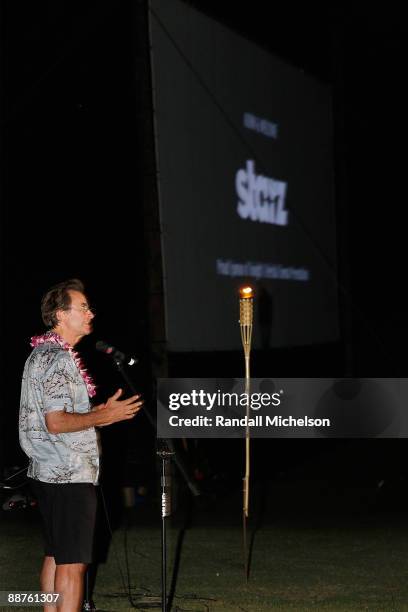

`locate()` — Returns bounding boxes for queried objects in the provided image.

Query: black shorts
[29,478,97,565]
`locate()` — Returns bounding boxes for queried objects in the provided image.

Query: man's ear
[55,309,66,325]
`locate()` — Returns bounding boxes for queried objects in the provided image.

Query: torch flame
[239,286,253,299]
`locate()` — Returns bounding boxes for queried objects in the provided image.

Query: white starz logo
[235,160,288,226]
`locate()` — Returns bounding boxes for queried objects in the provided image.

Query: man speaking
[19,279,143,612]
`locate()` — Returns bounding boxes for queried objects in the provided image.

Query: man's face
[58,290,95,341]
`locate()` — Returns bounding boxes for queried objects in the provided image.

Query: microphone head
[95,340,113,354]
[95,340,138,366]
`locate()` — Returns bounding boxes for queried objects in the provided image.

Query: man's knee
[42,556,56,567]
[56,563,87,578]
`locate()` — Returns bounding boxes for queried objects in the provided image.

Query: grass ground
[2,479,408,611]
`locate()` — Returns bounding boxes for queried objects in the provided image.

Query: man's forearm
[45,391,142,433]
[46,405,106,434]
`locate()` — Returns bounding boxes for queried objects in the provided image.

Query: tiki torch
[239,285,254,579]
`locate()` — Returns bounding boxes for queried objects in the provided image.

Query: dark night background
[1,1,408,511]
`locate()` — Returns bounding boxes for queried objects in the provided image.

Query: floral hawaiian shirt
[19,342,99,484]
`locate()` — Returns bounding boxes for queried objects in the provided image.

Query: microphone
[95,340,138,366]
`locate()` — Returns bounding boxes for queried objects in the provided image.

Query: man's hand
[94,388,143,427]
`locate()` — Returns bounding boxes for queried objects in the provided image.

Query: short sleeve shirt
[19,343,99,484]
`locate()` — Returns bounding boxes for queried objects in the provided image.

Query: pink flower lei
[30,331,96,398]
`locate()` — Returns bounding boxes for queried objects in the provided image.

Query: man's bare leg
[55,563,87,612]
[40,556,56,612]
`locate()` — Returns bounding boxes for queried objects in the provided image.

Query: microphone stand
[157,445,173,612]
[106,352,200,612]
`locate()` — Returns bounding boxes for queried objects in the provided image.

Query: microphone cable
[98,484,162,609]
